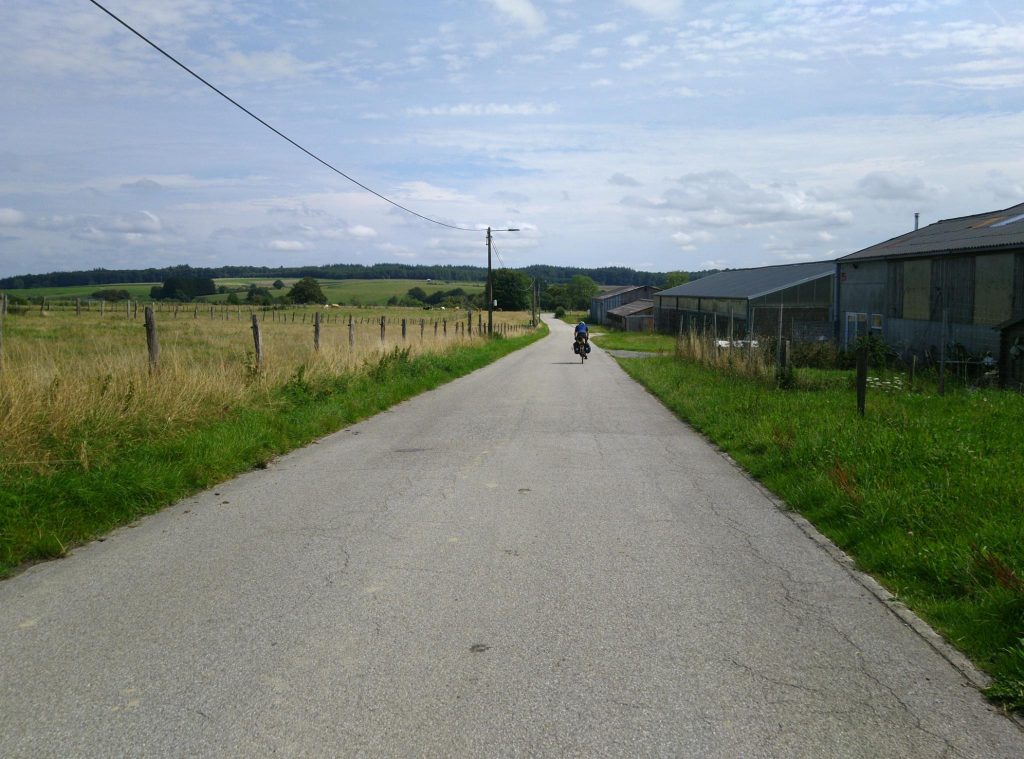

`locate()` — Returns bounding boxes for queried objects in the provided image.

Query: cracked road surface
[2,317,1021,758]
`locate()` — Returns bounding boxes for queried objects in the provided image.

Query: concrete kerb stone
[713,442,1024,731]
[607,353,1024,729]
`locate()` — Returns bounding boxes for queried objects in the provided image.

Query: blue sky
[2,0,1024,278]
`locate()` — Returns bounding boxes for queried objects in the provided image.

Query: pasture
[3,278,486,306]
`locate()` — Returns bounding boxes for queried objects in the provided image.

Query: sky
[2,0,1024,279]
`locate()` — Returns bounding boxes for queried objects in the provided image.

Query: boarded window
[930,256,974,324]
[903,259,930,320]
[973,253,1014,326]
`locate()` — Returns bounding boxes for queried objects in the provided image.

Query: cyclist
[573,321,590,357]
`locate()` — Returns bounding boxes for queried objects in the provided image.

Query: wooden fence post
[401,319,407,341]
[314,311,321,352]
[144,306,160,374]
[348,314,355,348]
[380,316,386,343]
[420,319,425,340]
[76,298,81,316]
[126,300,131,319]
[856,344,868,417]
[467,310,472,336]
[133,301,138,319]
[251,314,263,372]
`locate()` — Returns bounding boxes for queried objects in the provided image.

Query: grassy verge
[590,329,676,352]
[0,326,547,578]
[617,355,1024,712]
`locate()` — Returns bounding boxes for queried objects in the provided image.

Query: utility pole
[487,226,493,336]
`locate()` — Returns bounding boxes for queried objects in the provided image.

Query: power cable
[87,0,477,232]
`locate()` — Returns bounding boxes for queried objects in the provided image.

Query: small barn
[607,299,654,332]
[590,285,660,326]
[837,202,1024,362]
[654,261,835,340]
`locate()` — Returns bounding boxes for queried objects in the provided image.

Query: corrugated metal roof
[607,299,654,317]
[840,202,1024,262]
[594,285,642,301]
[657,260,835,299]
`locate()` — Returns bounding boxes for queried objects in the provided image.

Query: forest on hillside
[1,262,714,290]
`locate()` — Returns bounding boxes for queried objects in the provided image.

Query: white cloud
[609,173,642,187]
[621,0,681,19]
[0,208,27,226]
[857,172,942,201]
[624,33,649,48]
[348,224,378,238]
[486,0,545,32]
[267,240,309,251]
[215,49,327,83]
[405,103,556,116]
[547,33,582,53]
[108,211,163,234]
[624,170,853,228]
[395,182,473,202]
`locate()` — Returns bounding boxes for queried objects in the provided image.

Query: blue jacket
[574,323,588,337]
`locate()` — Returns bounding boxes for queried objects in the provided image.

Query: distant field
[2,278,485,306]
[0,283,160,301]
[209,278,486,305]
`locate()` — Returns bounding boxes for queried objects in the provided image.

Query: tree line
[0,262,711,291]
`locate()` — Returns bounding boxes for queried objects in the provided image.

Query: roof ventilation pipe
[914,212,919,230]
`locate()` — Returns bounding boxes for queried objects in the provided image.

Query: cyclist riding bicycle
[573,321,591,356]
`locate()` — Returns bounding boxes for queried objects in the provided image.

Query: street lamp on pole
[487,226,519,335]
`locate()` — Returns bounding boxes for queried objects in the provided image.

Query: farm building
[654,261,835,341]
[836,203,1024,374]
[590,285,660,326]
[607,299,654,332]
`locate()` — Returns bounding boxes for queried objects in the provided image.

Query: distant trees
[91,289,131,301]
[566,275,599,310]
[0,263,680,292]
[272,279,285,290]
[391,285,472,308]
[664,271,690,288]
[287,277,327,304]
[149,277,216,301]
[491,269,532,311]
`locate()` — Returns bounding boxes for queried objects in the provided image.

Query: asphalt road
[2,317,1021,758]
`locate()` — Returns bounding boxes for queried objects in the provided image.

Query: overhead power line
[87,0,476,232]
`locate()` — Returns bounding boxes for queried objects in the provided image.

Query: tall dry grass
[675,329,776,382]
[0,307,530,472]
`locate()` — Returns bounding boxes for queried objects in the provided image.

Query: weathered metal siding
[655,275,833,340]
[592,286,658,325]
[884,318,1001,358]
[973,253,1015,326]
[838,260,886,316]
[840,252,1020,356]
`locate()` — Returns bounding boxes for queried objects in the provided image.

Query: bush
[554,306,566,319]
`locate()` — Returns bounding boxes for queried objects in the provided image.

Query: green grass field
[1,278,486,307]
